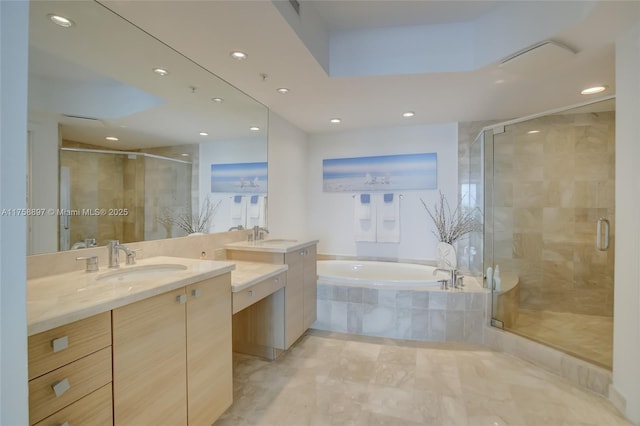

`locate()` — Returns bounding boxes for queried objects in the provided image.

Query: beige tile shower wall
[60,149,125,246]
[492,112,615,317]
[141,144,199,214]
[122,156,143,243]
[143,156,192,240]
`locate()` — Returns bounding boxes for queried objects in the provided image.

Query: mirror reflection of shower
[59,148,192,251]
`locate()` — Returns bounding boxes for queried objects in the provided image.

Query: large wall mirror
[27,0,268,255]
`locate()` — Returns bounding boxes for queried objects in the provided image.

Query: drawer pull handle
[274,277,279,283]
[52,336,69,353]
[52,378,71,397]
[176,294,187,304]
[248,290,254,297]
[191,289,201,298]
[59,422,70,426]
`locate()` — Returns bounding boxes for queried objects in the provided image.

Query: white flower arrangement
[420,192,481,245]
[158,197,221,235]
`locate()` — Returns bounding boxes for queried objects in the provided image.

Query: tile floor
[215,330,629,426]
[508,309,613,369]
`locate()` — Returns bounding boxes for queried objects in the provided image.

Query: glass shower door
[488,99,615,369]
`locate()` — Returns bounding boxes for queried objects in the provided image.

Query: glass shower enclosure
[59,148,192,250]
[480,98,615,369]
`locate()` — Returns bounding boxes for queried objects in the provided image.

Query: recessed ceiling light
[199,132,209,136]
[152,68,169,76]
[495,79,505,84]
[402,111,415,118]
[48,14,74,28]
[276,88,290,94]
[211,97,224,103]
[527,130,540,134]
[105,136,119,141]
[330,118,342,124]
[249,126,260,131]
[581,85,607,95]
[181,153,190,157]
[230,51,247,60]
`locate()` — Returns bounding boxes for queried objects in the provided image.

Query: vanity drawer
[29,347,112,425]
[28,311,111,379]
[233,273,286,314]
[32,383,113,426]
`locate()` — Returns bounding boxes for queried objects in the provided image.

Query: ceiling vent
[499,40,576,74]
[61,114,106,127]
[289,0,300,15]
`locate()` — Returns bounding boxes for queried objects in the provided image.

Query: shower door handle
[596,218,610,251]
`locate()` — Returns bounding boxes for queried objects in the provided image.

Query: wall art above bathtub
[322,152,437,192]
[210,161,268,193]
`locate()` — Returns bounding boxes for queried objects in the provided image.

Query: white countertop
[225,239,318,254]
[230,261,288,293]
[27,256,235,336]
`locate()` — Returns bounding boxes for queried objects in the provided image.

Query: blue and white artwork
[323,153,437,192]
[211,162,267,193]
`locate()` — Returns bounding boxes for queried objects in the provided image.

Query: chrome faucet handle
[76,256,99,273]
[126,249,141,265]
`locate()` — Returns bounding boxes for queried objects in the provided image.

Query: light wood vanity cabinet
[228,242,317,349]
[112,274,232,426]
[27,312,112,426]
[301,244,317,332]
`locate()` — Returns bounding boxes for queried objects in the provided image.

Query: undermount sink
[96,264,188,283]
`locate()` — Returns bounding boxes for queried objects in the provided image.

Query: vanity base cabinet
[113,274,232,426]
[33,384,112,426]
[113,287,187,426]
[27,313,112,426]
[186,279,233,425]
[227,243,318,350]
[232,273,287,360]
[302,244,317,331]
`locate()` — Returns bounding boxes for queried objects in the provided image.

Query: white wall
[198,137,267,233]
[27,113,59,254]
[612,21,640,425]
[0,1,29,424]
[267,112,309,239]
[307,123,458,260]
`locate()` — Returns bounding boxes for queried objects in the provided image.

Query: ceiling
[35,1,639,141]
[97,0,637,134]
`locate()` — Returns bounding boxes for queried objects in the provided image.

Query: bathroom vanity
[26,238,319,425]
[26,256,235,426]
[226,239,319,353]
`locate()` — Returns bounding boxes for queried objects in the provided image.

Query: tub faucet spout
[433,268,457,289]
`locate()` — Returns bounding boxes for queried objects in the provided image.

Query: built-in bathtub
[313,260,490,344]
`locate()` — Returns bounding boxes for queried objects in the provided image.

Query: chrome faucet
[228,225,244,231]
[71,238,96,250]
[107,240,134,268]
[253,225,269,241]
[433,268,457,289]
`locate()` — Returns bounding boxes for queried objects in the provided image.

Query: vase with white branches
[158,197,221,236]
[420,192,481,269]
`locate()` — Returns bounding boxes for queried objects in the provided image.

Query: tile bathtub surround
[215,330,630,426]
[314,284,489,344]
